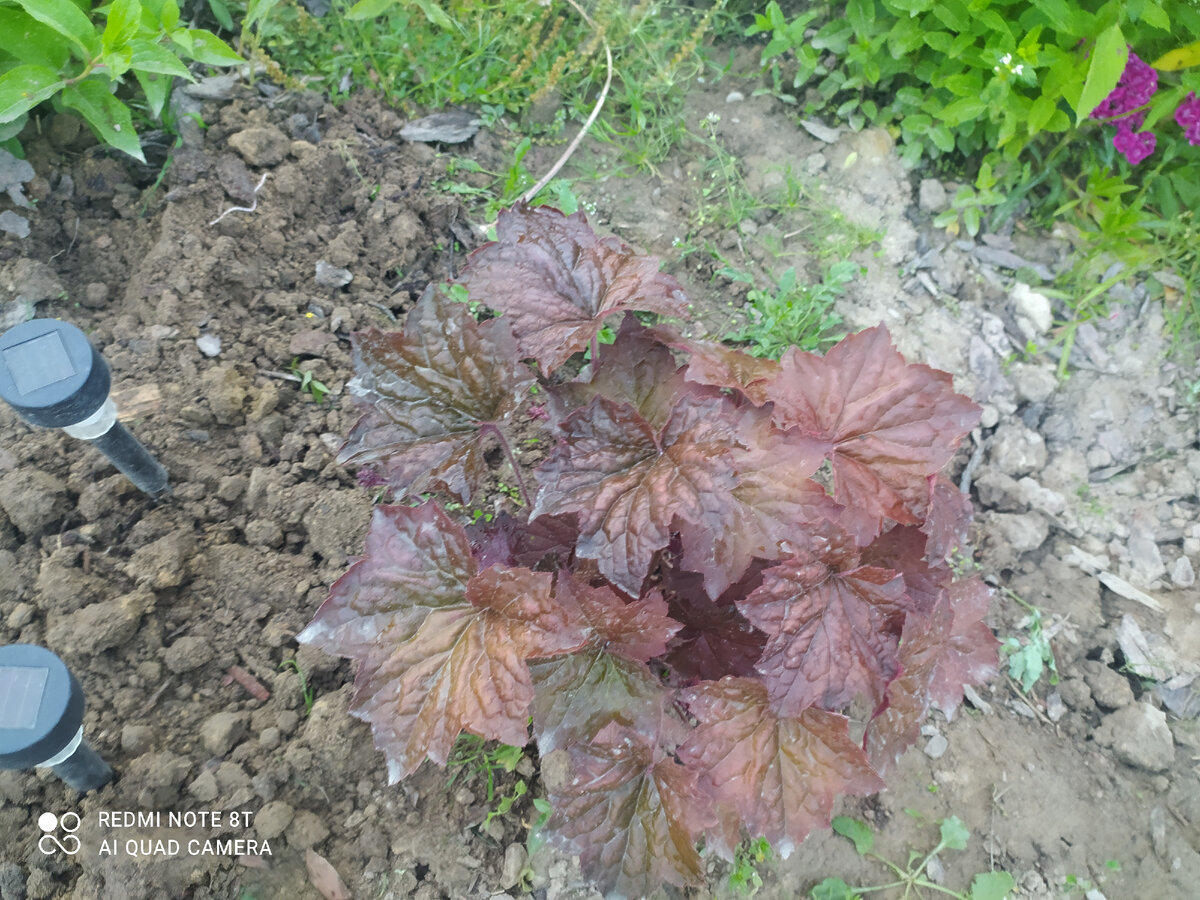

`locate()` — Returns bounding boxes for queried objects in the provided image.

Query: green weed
[279,658,315,716]
[447,733,524,805]
[812,814,1015,900]
[998,589,1059,694]
[723,260,858,358]
[728,836,772,897]
[289,357,330,403]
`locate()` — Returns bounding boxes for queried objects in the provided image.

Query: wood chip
[112,382,164,420]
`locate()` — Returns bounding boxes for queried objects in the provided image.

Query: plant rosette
[299,205,1000,898]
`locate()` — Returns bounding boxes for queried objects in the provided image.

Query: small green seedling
[289,358,329,403]
[812,815,1015,900]
[728,836,772,897]
[279,658,315,716]
[447,734,524,805]
[999,590,1058,693]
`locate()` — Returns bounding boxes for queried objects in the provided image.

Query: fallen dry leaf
[306,848,351,900]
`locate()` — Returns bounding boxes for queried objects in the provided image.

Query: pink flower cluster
[1090,50,1159,165]
[1092,49,1200,164]
[1176,92,1200,145]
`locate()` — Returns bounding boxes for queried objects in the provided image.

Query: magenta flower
[1112,120,1157,165]
[1176,91,1200,146]
[1092,50,1158,121]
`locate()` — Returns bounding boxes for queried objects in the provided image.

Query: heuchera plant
[299,205,999,899]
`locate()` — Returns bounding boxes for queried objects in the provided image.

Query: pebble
[1170,556,1195,587]
[201,711,249,756]
[163,634,214,674]
[1081,661,1134,710]
[989,422,1048,477]
[1045,691,1066,722]
[0,469,69,536]
[196,333,222,357]
[918,178,948,213]
[500,843,528,889]
[286,810,330,848]
[227,125,290,166]
[1010,282,1053,334]
[314,259,353,288]
[188,769,219,803]
[923,734,949,759]
[255,800,294,840]
[1093,702,1175,772]
[725,90,745,103]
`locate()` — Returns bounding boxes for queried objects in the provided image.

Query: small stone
[989,422,1048,477]
[1094,702,1175,772]
[1081,661,1134,710]
[923,734,949,759]
[127,530,195,590]
[314,260,353,288]
[1010,283,1053,335]
[121,724,155,755]
[46,592,148,656]
[227,125,290,166]
[244,518,284,548]
[500,843,528,889]
[258,726,281,751]
[1045,691,1066,722]
[286,809,330,848]
[987,511,1049,554]
[725,90,745,103]
[1016,477,1066,516]
[82,282,110,309]
[0,861,26,900]
[256,800,294,840]
[188,769,220,802]
[196,333,222,357]
[918,178,948,213]
[1010,363,1057,404]
[1170,556,1195,587]
[0,469,69,536]
[163,634,214,674]
[201,711,248,756]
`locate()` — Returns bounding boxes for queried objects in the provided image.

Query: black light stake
[0,645,113,792]
[0,319,168,497]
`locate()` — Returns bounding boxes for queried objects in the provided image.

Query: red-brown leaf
[297,504,586,781]
[738,528,907,714]
[765,325,981,540]
[678,678,884,856]
[533,389,743,595]
[338,290,536,503]
[547,722,714,899]
[557,573,682,662]
[456,205,690,373]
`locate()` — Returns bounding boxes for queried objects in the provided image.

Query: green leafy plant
[0,0,241,159]
[728,836,772,897]
[812,814,1015,900]
[447,733,524,807]
[298,205,1000,896]
[934,161,1006,239]
[724,260,858,358]
[998,590,1059,693]
[290,357,329,403]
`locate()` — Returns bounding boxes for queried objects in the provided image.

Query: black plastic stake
[0,319,168,497]
[0,645,113,792]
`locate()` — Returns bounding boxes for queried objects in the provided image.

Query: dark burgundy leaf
[928,576,999,717]
[530,651,671,755]
[559,317,687,432]
[298,503,586,781]
[679,678,884,856]
[764,325,981,540]
[533,389,744,595]
[546,722,714,899]
[455,205,690,373]
[679,413,838,597]
[339,290,536,503]
[921,475,975,564]
[557,573,682,662]
[662,567,767,682]
[738,527,907,714]
[861,524,952,616]
[467,511,580,571]
[863,593,953,774]
[660,328,779,405]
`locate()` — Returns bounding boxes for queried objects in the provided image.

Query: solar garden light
[0,644,113,792]
[0,318,168,497]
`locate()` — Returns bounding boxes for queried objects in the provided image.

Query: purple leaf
[338,289,536,503]
[455,205,690,373]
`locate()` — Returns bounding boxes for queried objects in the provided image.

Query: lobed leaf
[662,566,767,682]
[765,325,980,541]
[556,574,682,662]
[679,678,883,858]
[546,722,714,899]
[455,204,690,373]
[339,290,536,503]
[738,527,907,714]
[533,387,744,596]
[530,649,670,755]
[298,504,586,781]
[921,474,975,564]
[927,577,999,717]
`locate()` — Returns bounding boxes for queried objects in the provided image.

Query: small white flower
[1013,64,1024,76]
[1000,53,1013,66]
